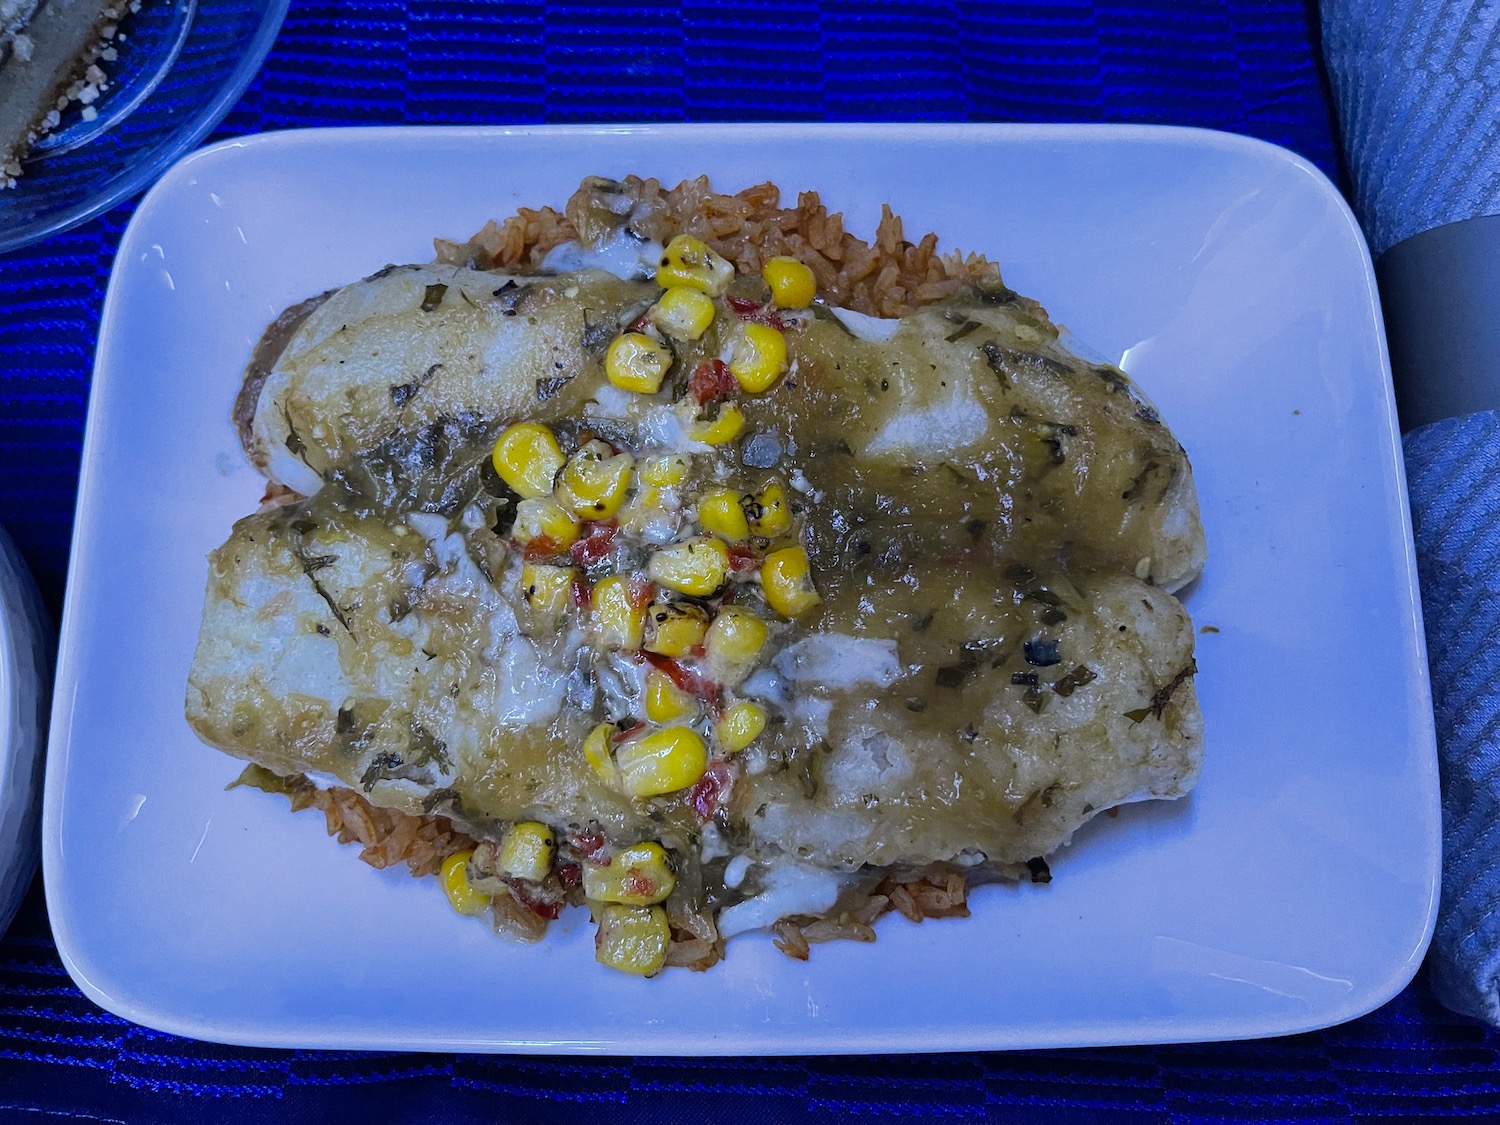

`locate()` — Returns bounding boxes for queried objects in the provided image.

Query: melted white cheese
[828,305,902,342]
[773,634,902,689]
[540,232,663,281]
[717,861,848,937]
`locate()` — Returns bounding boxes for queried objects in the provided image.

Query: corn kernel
[616,727,708,797]
[512,496,581,551]
[640,453,690,487]
[582,841,677,905]
[650,286,717,341]
[761,546,821,618]
[645,670,697,722]
[716,701,768,753]
[594,903,671,976]
[557,439,634,519]
[728,323,788,394]
[690,404,745,446]
[697,488,750,541]
[497,821,555,882]
[521,564,577,616]
[643,601,709,657]
[591,575,646,649]
[491,422,565,499]
[748,481,792,538]
[762,256,817,308]
[656,234,734,296]
[605,332,674,394]
[647,536,728,597]
[440,850,490,916]
[582,721,618,783]
[705,606,769,665]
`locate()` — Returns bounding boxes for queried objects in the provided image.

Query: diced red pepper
[687,761,732,823]
[557,862,582,888]
[570,575,590,607]
[640,651,720,708]
[626,577,654,611]
[522,536,561,562]
[569,830,610,866]
[507,878,563,920]
[688,358,737,406]
[725,294,788,331]
[727,543,762,572]
[569,519,618,568]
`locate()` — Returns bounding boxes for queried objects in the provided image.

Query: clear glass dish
[0,0,286,254]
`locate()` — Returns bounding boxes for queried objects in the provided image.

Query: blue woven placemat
[9,2,1497,1121]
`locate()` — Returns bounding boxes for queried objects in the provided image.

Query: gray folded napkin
[1323,1,1500,1022]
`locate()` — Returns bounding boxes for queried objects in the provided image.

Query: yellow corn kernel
[645,670,697,722]
[690,403,745,446]
[640,453,690,487]
[594,903,671,976]
[590,575,646,649]
[761,546,821,618]
[557,440,635,519]
[582,841,678,905]
[643,601,709,657]
[697,488,750,541]
[647,536,728,597]
[650,286,717,341]
[705,606,769,665]
[497,821,555,883]
[728,323,788,394]
[491,422,565,499]
[512,496,581,551]
[582,721,618,783]
[521,564,577,616]
[656,234,734,296]
[748,481,792,538]
[605,332,674,394]
[762,256,817,308]
[716,701,768,753]
[440,850,490,916]
[616,726,708,797]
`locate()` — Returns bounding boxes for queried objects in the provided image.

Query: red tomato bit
[688,358,737,405]
[570,519,618,567]
[688,761,732,823]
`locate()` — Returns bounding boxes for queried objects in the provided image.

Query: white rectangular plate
[43,124,1439,1053]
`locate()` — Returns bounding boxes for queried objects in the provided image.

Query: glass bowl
[0,0,286,254]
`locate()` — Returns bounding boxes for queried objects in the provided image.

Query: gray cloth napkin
[1323,0,1500,1022]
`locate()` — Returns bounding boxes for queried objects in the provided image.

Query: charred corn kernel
[440,850,490,916]
[647,536,728,597]
[616,727,708,797]
[512,497,581,550]
[716,701,768,753]
[497,821,555,883]
[728,323,788,393]
[594,903,671,976]
[557,440,635,519]
[762,256,817,308]
[656,234,734,296]
[761,546,821,618]
[582,841,678,904]
[705,606,769,665]
[640,453,690,487]
[650,286,717,341]
[645,670,697,722]
[748,481,792,538]
[605,332,673,394]
[697,488,750,541]
[590,575,646,649]
[582,721,618,782]
[643,601,709,657]
[690,403,745,445]
[492,422,565,499]
[521,564,577,616]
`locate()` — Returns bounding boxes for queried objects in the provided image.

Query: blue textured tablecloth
[6,2,1496,1121]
